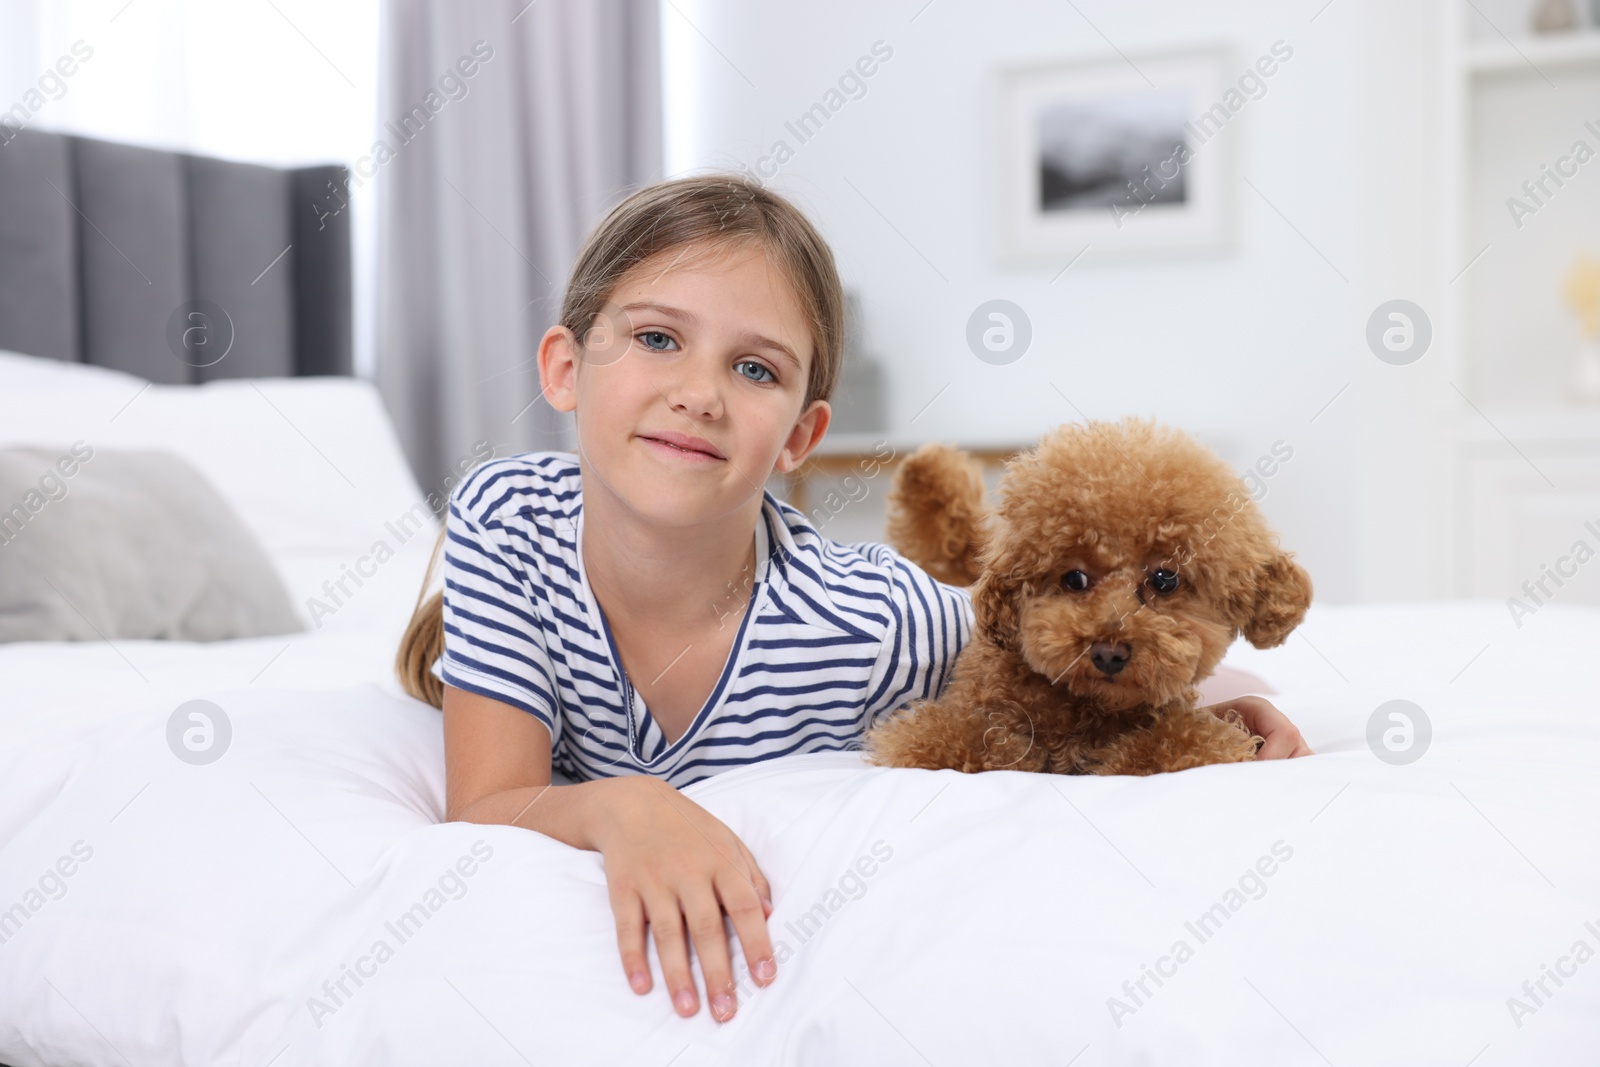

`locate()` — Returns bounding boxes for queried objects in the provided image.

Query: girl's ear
[1234,551,1313,649]
[775,399,831,474]
[537,324,582,414]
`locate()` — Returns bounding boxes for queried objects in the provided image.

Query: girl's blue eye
[735,359,775,384]
[638,331,677,351]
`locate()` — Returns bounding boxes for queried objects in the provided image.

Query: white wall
[662,0,1378,602]
[1351,0,1452,605]
[0,0,1459,606]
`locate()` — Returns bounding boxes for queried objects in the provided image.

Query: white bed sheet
[2,597,1598,1066]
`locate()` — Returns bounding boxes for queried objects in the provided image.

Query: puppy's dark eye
[1062,570,1090,592]
[1150,568,1180,595]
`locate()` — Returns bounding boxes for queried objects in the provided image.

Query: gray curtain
[375,0,662,495]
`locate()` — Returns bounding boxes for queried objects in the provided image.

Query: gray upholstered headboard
[0,128,351,383]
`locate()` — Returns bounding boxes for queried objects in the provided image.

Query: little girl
[395,174,1310,1026]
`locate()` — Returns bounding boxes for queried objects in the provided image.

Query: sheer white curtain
[373,0,662,495]
[0,0,381,376]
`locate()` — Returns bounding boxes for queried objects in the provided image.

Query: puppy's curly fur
[863,418,1313,776]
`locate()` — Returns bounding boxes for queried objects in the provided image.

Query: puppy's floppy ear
[1234,551,1313,649]
[971,567,1022,651]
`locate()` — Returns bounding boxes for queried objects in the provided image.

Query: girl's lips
[640,435,724,463]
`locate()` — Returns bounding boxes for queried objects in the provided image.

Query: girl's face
[539,240,831,528]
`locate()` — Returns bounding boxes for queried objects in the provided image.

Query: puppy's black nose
[1090,640,1131,677]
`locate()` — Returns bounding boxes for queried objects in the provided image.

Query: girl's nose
[665,359,723,420]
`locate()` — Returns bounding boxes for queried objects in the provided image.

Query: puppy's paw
[862,703,952,770]
[863,700,1033,773]
[860,709,911,768]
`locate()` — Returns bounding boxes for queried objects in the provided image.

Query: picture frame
[991,45,1238,265]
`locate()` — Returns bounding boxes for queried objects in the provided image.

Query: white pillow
[0,353,443,635]
[0,349,148,393]
[0,447,306,642]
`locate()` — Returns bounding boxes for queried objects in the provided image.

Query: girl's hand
[589,775,777,1022]
[1201,694,1313,760]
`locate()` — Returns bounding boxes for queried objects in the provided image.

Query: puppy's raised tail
[885,442,989,586]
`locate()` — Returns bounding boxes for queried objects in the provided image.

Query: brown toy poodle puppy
[864,417,1313,776]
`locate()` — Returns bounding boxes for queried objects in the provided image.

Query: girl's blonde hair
[395,174,847,707]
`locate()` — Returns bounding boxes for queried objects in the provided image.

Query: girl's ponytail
[395,527,448,707]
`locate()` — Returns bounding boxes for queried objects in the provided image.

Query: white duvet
[3,593,1598,1067]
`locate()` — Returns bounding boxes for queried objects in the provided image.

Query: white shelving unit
[1461,27,1600,73]
[1443,1,1600,604]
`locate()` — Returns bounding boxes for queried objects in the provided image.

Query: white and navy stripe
[431,451,973,788]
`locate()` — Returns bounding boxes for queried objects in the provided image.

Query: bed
[3,346,1596,1065]
[3,139,1598,1067]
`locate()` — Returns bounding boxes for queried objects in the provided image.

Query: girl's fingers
[643,893,699,1018]
[681,888,740,1022]
[1222,696,1312,761]
[1257,722,1313,759]
[726,837,773,911]
[744,847,774,915]
[605,883,652,995]
[717,864,778,991]
[730,840,776,949]
[1256,729,1300,760]
[1225,695,1270,732]
[1273,735,1312,758]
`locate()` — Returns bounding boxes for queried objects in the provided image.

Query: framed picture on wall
[991,45,1238,265]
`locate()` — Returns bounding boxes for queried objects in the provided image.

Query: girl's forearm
[450,779,621,851]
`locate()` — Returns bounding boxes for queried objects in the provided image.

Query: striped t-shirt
[430,451,974,788]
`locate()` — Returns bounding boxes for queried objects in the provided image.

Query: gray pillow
[0,445,305,642]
